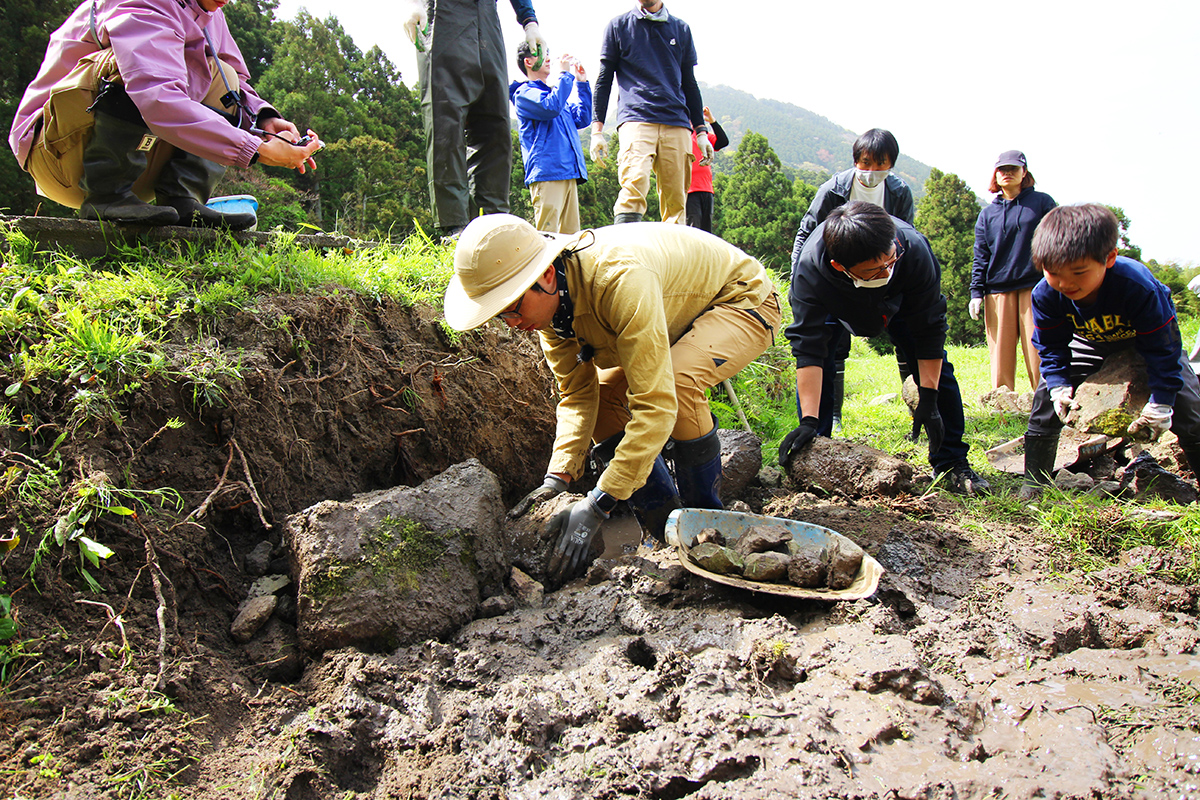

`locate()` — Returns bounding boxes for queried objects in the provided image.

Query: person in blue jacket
[780,201,990,495]
[791,128,915,434]
[510,46,591,234]
[1020,204,1200,497]
[970,150,1056,391]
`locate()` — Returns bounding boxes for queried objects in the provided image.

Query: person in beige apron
[10,0,323,227]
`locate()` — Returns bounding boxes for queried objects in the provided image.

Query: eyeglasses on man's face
[849,237,905,280]
[495,290,528,322]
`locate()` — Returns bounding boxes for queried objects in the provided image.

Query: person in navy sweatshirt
[1020,204,1200,497]
[970,150,1056,391]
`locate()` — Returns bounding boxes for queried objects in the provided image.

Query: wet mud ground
[1,294,1198,799]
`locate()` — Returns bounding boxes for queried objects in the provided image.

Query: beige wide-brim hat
[444,214,586,331]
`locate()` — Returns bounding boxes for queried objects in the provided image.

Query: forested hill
[699,83,932,198]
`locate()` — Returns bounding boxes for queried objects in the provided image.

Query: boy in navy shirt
[1021,204,1200,497]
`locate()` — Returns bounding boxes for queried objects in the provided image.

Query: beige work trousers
[984,288,1040,391]
[529,179,580,234]
[592,292,781,444]
[614,121,693,224]
[26,56,239,208]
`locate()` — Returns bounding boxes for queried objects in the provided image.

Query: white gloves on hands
[695,128,714,166]
[403,0,428,47]
[590,128,608,163]
[969,297,983,321]
[1189,273,1200,296]
[1128,402,1173,441]
[1049,385,1079,424]
[524,22,547,62]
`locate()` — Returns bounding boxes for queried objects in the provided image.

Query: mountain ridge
[700,83,933,198]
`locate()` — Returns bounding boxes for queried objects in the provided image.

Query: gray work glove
[911,386,944,456]
[546,490,609,583]
[507,474,568,519]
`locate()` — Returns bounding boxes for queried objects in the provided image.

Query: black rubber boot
[628,456,682,543]
[156,151,255,230]
[614,212,642,224]
[671,420,723,510]
[79,111,179,225]
[591,433,682,542]
[831,359,846,433]
[1019,433,1059,500]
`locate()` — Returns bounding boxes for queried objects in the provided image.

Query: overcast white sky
[274,0,1199,266]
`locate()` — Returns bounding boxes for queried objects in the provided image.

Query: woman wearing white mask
[970,150,1056,391]
[790,128,915,433]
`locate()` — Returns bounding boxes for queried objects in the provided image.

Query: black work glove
[911,386,944,456]
[507,474,568,519]
[778,416,821,469]
[546,491,609,583]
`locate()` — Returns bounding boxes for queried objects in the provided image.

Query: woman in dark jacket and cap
[970,150,1056,391]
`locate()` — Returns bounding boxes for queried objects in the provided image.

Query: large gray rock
[717,429,762,502]
[783,437,915,498]
[284,459,508,652]
[1067,349,1151,436]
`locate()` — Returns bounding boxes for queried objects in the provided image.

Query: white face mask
[849,270,893,289]
[856,169,888,189]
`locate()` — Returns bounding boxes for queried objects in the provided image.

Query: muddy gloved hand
[778,416,820,469]
[546,489,610,583]
[911,386,944,456]
[1049,385,1079,424]
[507,474,568,519]
[1128,402,1173,441]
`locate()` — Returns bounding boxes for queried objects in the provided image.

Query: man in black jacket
[779,201,989,495]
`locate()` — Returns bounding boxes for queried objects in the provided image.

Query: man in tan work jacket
[444,213,780,583]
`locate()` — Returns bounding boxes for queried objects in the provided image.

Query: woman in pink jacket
[10,0,323,227]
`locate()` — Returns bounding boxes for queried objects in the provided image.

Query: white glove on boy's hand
[1128,402,1173,441]
[1049,385,1079,424]
[403,0,428,47]
[969,297,983,320]
[1189,273,1200,296]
